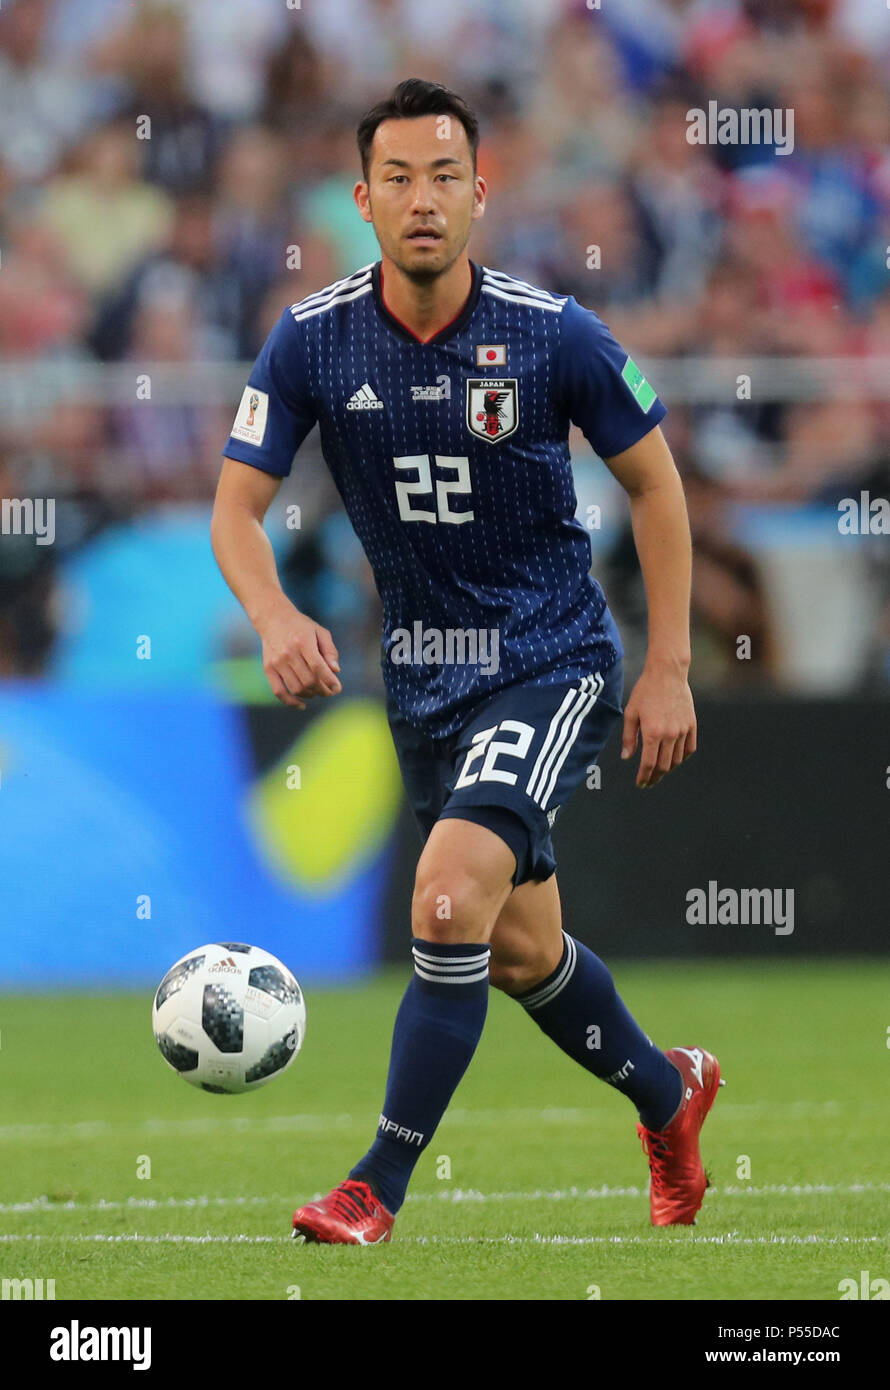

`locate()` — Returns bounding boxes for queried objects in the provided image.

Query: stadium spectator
[213,126,301,353]
[105,3,223,196]
[37,120,174,298]
[0,0,96,184]
[90,193,241,362]
[112,288,220,501]
[0,210,90,360]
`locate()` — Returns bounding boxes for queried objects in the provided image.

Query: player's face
[355,116,485,280]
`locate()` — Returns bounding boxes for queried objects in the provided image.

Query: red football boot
[636,1046,723,1226]
[292,1179,394,1245]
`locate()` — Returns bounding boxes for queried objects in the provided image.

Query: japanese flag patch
[475,344,507,367]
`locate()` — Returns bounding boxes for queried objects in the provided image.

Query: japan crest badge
[466,378,519,444]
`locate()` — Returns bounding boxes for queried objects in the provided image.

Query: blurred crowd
[1,0,889,689]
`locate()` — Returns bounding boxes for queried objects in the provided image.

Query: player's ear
[472,174,487,221]
[354,180,373,224]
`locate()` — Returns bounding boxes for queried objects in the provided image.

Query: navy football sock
[350,937,490,1215]
[515,933,682,1131]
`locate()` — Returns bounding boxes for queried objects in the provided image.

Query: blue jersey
[223,260,666,737]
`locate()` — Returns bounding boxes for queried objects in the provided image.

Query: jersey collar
[371,259,483,346]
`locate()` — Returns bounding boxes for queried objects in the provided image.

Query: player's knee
[411,860,497,943]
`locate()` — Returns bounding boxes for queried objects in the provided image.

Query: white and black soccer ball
[152,942,306,1094]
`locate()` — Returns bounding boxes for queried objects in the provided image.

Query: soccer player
[212,79,722,1245]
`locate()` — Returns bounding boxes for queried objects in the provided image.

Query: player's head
[354,78,485,282]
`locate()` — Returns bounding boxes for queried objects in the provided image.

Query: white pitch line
[0,1099,851,1144]
[404,1233,890,1248]
[410,1182,890,1203]
[0,1233,282,1245]
[0,1232,885,1248]
[2,1182,888,1216]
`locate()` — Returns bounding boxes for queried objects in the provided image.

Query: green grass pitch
[1,959,887,1301]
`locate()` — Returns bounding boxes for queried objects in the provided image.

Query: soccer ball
[152,942,306,1094]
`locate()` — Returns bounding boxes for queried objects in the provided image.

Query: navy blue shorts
[388,661,624,886]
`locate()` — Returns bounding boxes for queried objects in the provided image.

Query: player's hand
[620,663,696,788]
[255,596,341,709]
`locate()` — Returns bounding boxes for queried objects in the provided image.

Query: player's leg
[488,875,683,1131]
[346,815,514,1208]
[489,875,723,1225]
[293,814,516,1243]
[487,875,563,991]
[468,657,720,1226]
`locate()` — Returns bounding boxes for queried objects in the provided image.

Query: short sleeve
[222,308,317,477]
[557,297,667,460]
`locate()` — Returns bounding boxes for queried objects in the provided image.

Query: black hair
[356,78,480,180]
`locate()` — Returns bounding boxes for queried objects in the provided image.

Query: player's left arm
[603,424,696,789]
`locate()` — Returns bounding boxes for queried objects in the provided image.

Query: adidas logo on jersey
[347,384,384,410]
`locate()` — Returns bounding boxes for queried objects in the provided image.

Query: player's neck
[379,255,473,344]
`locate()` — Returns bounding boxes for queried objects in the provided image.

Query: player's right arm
[212,307,340,709]
[211,459,341,709]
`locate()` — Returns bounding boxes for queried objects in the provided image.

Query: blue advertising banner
[0,687,401,987]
